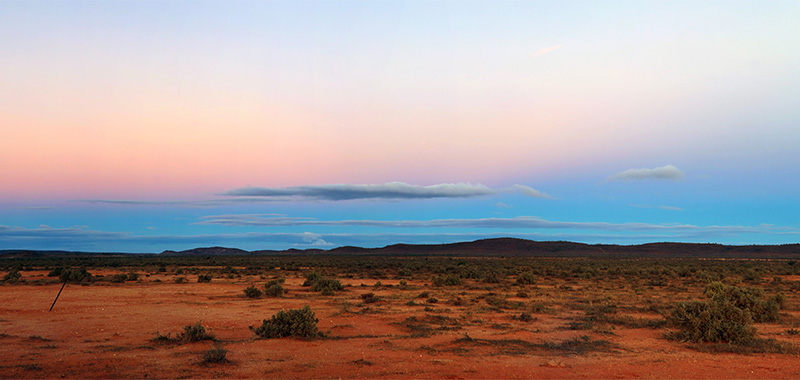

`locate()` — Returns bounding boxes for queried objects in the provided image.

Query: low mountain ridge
[3,238,800,258]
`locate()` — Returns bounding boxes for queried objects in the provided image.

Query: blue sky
[1,1,799,252]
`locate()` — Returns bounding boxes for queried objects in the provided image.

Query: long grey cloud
[605,165,685,182]
[194,214,782,235]
[221,182,551,201]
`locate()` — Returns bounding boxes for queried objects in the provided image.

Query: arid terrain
[2,254,800,379]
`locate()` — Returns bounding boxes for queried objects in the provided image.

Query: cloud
[495,202,512,209]
[510,184,553,199]
[222,182,552,201]
[300,232,334,247]
[534,45,563,57]
[194,215,781,236]
[605,165,685,182]
[77,183,554,205]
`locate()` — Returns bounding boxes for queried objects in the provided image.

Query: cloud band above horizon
[221,182,551,201]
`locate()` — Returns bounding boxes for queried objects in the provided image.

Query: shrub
[178,322,215,343]
[302,272,323,287]
[250,305,321,339]
[174,276,187,284]
[59,268,92,283]
[669,300,755,344]
[243,285,263,298]
[3,270,22,283]
[361,293,379,304]
[263,282,284,297]
[517,312,534,322]
[197,274,212,283]
[432,274,462,287]
[202,346,228,364]
[47,267,64,277]
[309,277,343,293]
[127,271,140,281]
[516,271,536,285]
[668,282,785,345]
[703,282,781,323]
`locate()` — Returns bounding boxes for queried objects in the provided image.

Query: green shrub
[669,300,755,344]
[263,282,284,297]
[3,270,22,283]
[47,267,64,277]
[361,293,379,303]
[178,322,215,343]
[516,271,536,285]
[127,271,140,281]
[703,282,781,323]
[250,305,321,339]
[197,274,212,283]
[668,282,785,345]
[174,276,187,284]
[243,285,263,298]
[302,272,323,286]
[59,268,92,283]
[432,274,462,287]
[309,277,343,292]
[202,346,228,364]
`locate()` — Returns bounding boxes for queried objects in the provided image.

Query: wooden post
[49,279,68,312]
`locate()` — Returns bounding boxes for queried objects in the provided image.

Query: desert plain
[2,254,800,379]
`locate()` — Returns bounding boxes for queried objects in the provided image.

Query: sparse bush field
[1,254,799,378]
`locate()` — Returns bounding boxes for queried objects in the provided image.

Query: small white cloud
[534,45,563,57]
[606,165,685,182]
[510,184,553,199]
[495,202,512,209]
[300,232,334,247]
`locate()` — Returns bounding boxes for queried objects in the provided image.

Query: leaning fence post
[49,279,68,312]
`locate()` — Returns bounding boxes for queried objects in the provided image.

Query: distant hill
[3,238,800,259]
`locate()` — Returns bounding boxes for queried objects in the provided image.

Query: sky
[2,0,800,252]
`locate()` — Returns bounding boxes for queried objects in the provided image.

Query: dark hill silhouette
[3,238,800,258]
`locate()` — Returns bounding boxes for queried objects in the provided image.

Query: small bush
[361,293,380,304]
[426,297,439,304]
[47,267,64,277]
[3,270,22,283]
[174,276,187,284]
[311,277,343,292]
[178,322,215,343]
[264,282,284,297]
[243,285,263,298]
[517,312,534,322]
[59,268,92,283]
[432,274,462,287]
[127,271,140,281]
[516,271,536,285]
[197,274,212,283]
[202,346,228,364]
[250,305,321,339]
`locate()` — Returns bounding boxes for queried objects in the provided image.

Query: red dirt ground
[1,270,799,379]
